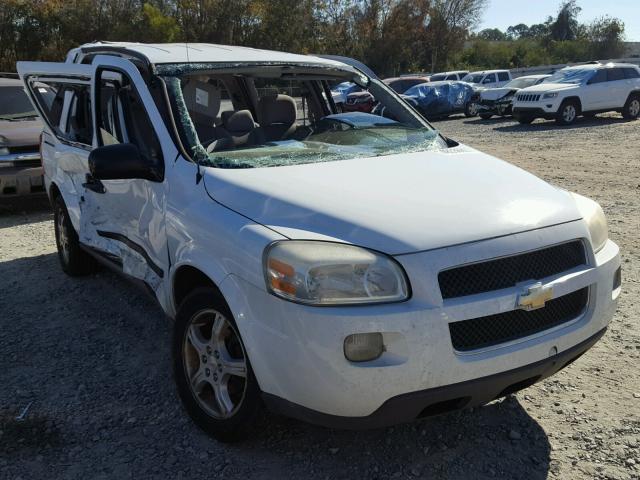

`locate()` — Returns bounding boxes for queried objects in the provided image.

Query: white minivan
[19,42,621,442]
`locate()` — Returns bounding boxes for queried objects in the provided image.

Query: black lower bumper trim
[513,107,555,120]
[262,327,606,430]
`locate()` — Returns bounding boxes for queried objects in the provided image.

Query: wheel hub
[183,309,248,419]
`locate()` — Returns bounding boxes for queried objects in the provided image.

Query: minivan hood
[203,146,580,255]
[480,87,515,100]
[0,117,42,147]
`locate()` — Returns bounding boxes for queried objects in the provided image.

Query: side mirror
[88,143,160,182]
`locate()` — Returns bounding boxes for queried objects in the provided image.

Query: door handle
[83,174,106,194]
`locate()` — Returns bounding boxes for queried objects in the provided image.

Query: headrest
[182,80,221,120]
[226,110,257,135]
[258,94,297,126]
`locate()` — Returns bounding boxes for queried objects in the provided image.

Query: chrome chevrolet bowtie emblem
[517,282,553,311]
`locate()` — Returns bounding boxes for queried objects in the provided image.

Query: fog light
[344,333,384,362]
[613,267,621,290]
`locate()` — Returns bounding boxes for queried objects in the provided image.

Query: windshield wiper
[0,112,38,121]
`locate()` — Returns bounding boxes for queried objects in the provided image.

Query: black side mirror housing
[88,143,161,182]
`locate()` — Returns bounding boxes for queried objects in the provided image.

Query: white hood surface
[518,82,578,93]
[203,146,581,255]
[480,87,514,101]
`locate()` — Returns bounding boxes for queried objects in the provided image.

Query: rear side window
[29,80,92,146]
[64,86,93,145]
[607,68,625,82]
[96,70,162,167]
[498,72,510,81]
[623,67,640,79]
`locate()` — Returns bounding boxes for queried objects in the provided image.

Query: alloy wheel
[562,105,576,123]
[56,209,70,264]
[629,99,640,117]
[183,309,248,419]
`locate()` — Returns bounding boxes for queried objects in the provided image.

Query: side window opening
[65,86,93,145]
[606,68,625,82]
[589,70,607,84]
[28,80,92,146]
[498,72,510,82]
[96,70,163,168]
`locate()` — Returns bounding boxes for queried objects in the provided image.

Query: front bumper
[478,98,513,116]
[221,221,621,423]
[0,152,44,197]
[513,99,561,119]
[263,327,606,429]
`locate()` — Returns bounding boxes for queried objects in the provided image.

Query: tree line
[471,1,626,69]
[0,0,626,76]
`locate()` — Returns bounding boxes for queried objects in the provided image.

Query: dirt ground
[1,113,639,480]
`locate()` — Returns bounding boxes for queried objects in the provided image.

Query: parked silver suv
[0,75,45,199]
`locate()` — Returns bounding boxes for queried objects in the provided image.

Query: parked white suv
[19,42,621,441]
[462,69,512,88]
[512,63,640,125]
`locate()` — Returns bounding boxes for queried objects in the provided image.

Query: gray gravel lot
[1,113,639,479]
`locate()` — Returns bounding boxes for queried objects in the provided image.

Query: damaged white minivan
[19,42,621,442]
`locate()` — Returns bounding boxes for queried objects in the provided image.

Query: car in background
[401,81,479,119]
[512,63,640,125]
[330,81,362,106]
[0,75,46,199]
[477,74,551,119]
[429,70,469,82]
[462,70,512,89]
[343,90,376,113]
[383,76,431,94]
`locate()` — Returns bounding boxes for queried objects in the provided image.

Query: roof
[467,69,509,74]
[383,76,429,83]
[433,70,468,75]
[563,62,639,70]
[73,41,345,68]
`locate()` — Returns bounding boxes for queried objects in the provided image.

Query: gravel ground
[1,113,639,480]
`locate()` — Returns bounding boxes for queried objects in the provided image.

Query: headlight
[0,147,9,156]
[542,92,558,99]
[264,241,410,305]
[571,193,608,253]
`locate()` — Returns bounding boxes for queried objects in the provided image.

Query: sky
[478,0,640,42]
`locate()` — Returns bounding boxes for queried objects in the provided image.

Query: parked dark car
[343,91,376,113]
[383,76,430,94]
[402,81,479,119]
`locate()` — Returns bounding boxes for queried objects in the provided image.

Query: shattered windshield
[546,68,595,84]
[162,64,445,169]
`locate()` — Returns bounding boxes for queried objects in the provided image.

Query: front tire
[53,195,96,276]
[556,99,579,125]
[173,287,262,442]
[465,101,478,117]
[622,94,640,120]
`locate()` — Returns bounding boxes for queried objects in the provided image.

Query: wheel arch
[560,96,582,114]
[172,264,223,312]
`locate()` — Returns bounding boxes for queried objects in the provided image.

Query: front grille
[516,93,541,102]
[8,145,39,154]
[449,287,588,351]
[439,240,586,299]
